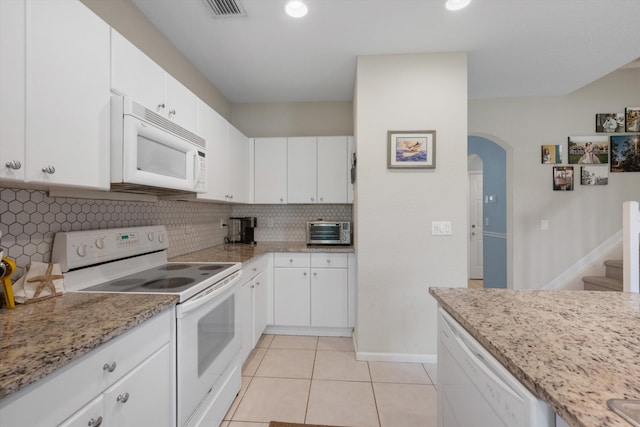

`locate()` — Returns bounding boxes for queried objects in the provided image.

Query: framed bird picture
[387,130,436,169]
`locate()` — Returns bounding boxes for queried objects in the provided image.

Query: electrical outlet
[541,219,549,230]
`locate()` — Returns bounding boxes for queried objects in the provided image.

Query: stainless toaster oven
[306,221,352,245]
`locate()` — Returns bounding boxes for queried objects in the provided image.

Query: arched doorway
[468,135,509,288]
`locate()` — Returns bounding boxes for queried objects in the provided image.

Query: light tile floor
[220,335,438,427]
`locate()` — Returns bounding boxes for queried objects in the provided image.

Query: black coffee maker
[227,216,257,244]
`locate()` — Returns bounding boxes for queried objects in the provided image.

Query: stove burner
[108,278,147,287]
[198,265,226,271]
[159,264,190,271]
[142,277,196,289]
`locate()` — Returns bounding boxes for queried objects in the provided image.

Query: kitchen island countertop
[170,241,354,264]
[429,287,640,427]
[0,293,177,400]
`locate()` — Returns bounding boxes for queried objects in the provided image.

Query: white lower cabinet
[239,255,271,364]
[273,253,351,331]
[0,309,174,427]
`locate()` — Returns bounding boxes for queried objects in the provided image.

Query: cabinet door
[254,137,287,203]
[227,124,250,203]
[164,73,198,132]
[111,29,165,114]
[58,395,103,427]
[253,270,268,346]
[347,136,355,203]
[311,268,348,327]
[239,279,253,364]
[0,0,25,182]
[196,100,227,201]
[25,0,110,189]
[274,268,310,326]
[103,344,173,427]
[317,136,349,203]
[287,137,317,203]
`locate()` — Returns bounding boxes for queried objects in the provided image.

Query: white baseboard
[356,351,437,364]
[264,325,353,337]
[544,230,623,290]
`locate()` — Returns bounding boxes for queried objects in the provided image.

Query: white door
[227,124,250,203]
[469,172,483,279]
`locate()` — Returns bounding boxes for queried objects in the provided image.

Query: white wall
[469,68,640,290]
[355,53,468,359]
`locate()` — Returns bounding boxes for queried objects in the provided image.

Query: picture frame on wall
[610,134,640,172]
[553,166,574,191]
[595,113,624,133]
[568,136,609,164]
[387,130,436,169]
[581,166,608,185]
[541,145,562,164]
[625,107,640,132]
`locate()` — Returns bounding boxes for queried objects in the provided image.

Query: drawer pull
[117,392,130,403]
[103,361,117,373]
[88,416,103,427]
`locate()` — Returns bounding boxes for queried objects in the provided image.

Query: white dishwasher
[438,308,556,427]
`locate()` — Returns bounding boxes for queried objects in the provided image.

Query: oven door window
[137,134,187,180]
[198,294,235,376]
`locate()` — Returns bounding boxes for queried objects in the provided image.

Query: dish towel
[13,262,65,304]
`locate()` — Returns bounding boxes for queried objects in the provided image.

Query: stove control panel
[52,226,168,272]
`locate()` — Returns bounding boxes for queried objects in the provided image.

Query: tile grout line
[367,360,383,427]
[303,340,319,424]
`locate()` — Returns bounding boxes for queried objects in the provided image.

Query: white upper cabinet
[287,137,317,203]
[227,124,250,203]
[111,30,198,133]
[0,0,25,182]
[317,136,349,204]
[254,137,288,204]
[196,100,228,201]
[24,0,110,189]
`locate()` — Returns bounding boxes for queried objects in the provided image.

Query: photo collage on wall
[542,106,640,190]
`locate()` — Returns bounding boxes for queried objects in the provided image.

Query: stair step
[604,259,623,281]
[582,275,623,292]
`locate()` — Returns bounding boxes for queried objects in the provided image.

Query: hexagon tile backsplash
[0,187,353,279]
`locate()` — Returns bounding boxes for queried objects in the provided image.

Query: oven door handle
[175,270,242,318]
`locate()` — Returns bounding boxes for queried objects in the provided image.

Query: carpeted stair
[582,259,623,291]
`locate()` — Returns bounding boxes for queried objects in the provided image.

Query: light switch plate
[541,219,549,230]
[432,221,452,235]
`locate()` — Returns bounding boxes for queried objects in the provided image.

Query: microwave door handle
[193,151,200,189]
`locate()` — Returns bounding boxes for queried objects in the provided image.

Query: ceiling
[131,0,640,104]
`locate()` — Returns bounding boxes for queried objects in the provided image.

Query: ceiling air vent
[202,0,247,18]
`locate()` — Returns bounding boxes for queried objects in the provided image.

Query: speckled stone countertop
[429,288,640,427]
[0,293,177,400]
[170,241,355,263]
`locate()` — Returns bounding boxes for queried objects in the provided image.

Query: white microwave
[110,95,207,194]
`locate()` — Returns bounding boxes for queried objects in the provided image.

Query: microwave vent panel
[131,101,206,149]
[202,0,247,17]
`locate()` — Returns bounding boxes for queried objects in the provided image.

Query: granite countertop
[429,288,640,427]
[0,293,177,400]
[170,241,355,263]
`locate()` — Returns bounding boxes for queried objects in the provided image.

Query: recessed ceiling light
[284,0,308,18]
[445,0,471,11]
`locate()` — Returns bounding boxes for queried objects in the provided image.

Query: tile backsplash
[0,187,353,279]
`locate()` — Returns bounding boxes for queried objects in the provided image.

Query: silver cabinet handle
[42,165,55,174]
[250,284,254,289]
[326,259,331,264]
[103,361,117,373]
[117,392,130,403]
[313,272,317,276]
[88,416,103,427]
[320,197,324,202]
[157,103,165,109]
[289,259,293,263]
[5,160,21,170]
[255,281,260,286]
[303,272,307,276]
[311,197,314,202]
[280,198,284,202]
[169,109,176,116]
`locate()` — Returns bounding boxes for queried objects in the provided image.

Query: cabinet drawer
[0,309,173,427]
[274,253,310,268]
[311,253,348,269]
[243,254,269,278]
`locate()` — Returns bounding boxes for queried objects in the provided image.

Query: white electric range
[52,226,243,427]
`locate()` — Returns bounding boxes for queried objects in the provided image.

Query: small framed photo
[626,107,640,132]
[595,113,624,133]
[568,136,609,164]
[553,166,574,191]
[581,166,608,185]
[387,130,436,169]
[611,135,640,172]
[541,145,562,164]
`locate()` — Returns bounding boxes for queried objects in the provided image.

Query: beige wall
[231,102,353,137]
[355,53,468,359]
[80,0,232,119]
[469,68,640,290]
